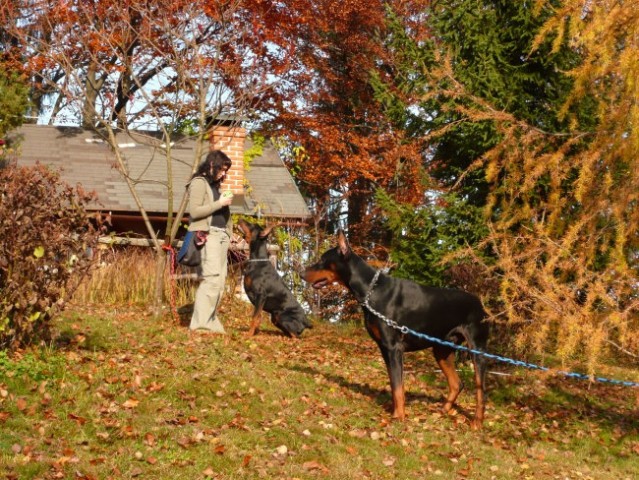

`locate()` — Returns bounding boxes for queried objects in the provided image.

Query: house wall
[209,125,246,195]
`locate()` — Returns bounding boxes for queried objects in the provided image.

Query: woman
[188,150,234,333]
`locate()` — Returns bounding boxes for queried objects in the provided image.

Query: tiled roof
[8,124,309,220]
[245,142,311,219]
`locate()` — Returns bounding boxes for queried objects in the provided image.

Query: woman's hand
[219,190,234,206]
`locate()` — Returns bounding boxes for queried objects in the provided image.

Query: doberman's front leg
[247,299,265,336]
[381,347,405,420]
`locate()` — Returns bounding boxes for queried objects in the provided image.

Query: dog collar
[363,269,382,304]
[362,270,410,334]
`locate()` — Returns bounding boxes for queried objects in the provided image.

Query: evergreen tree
[377,0,582,204]
[376,189,488,290]
[372,0,581,290]
[0,70,29,139]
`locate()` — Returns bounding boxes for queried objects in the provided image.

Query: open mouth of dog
[303,270,331,289]
[311,278,329,289]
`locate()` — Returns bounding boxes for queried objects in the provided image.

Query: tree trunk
[347,182,369,245]
[82,64,103,129]
[152,248,166,318]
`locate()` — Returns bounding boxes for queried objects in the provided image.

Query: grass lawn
[1,301,638,479]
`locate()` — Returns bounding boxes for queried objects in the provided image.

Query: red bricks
[209,126,246,195]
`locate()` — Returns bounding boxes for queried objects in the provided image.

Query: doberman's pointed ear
[260,223,277,238]
[238,218,251,237]
[337,229,351,258]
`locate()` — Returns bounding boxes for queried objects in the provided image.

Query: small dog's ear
[238,219,251,237]
[337,229,351,258]
[260,224,275,238]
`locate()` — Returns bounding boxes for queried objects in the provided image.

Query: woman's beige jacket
[187,177,233,237]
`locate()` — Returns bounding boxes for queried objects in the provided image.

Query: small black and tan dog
[238,219,311,338]
[303,231,489,429]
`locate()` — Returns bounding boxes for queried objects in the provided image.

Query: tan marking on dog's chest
[367,321,383,342]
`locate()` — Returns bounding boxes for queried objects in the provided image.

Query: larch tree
[492,0,639,368]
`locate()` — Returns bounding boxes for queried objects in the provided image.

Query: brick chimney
[209,125,245,195]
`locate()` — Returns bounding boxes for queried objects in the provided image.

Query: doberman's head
[238,219,275,258]
[303,230,353,289]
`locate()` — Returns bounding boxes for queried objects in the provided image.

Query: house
[7,123,310,240]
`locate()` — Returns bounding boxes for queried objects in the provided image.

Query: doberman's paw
[391,410,406,421]
[441,402,455,414]
[470,418,484,430]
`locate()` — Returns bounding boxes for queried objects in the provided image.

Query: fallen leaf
[177,437,192,449]
[144,433,156,446]
[122,398,139,409]
[303,460,328,472]
[348,429,367,438]
[146,382,164,392]
[67,413,88,425]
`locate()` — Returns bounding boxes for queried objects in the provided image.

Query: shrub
[0,164,99,350]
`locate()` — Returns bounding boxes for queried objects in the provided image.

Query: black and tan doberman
[238,219,311,338]
[303,230,489,428]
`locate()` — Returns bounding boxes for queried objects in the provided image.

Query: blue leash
[362,270,639,388]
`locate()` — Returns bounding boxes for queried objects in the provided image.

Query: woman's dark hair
[192,150,232,185]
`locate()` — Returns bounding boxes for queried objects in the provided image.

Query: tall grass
[72,246,247,312]
[72,247,196,307]
[73,247,159,305]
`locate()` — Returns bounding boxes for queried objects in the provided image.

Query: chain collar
[362,269,409,334]
[363,269,381,304]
